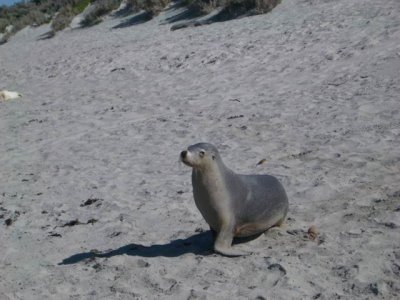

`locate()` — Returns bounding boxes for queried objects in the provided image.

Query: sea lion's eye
[199,150,205,157]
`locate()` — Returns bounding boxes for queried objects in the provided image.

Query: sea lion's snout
[180,150,192,167]
[180,151,187,160]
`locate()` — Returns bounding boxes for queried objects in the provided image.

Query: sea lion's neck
[193,160,229,182]
[191,161,232,231]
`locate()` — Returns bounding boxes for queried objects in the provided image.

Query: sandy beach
[1,0,400,298]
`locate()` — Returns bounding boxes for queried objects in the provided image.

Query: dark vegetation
[0,0,280,44]
[0,0,92,43]
[185,0,280,15]
[126,0,171,16]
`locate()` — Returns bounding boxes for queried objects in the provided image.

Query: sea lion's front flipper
[213,225,250,257]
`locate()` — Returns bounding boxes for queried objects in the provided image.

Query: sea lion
[0,90,22,101]
[180,143,289,256]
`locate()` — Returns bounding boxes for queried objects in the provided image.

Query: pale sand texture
[1,0,399,299]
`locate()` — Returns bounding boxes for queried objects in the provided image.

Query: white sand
[1,0,399,298]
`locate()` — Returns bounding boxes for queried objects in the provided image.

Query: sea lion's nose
[180,151,187,159]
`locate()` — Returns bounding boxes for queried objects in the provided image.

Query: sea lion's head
[180,143,220,169]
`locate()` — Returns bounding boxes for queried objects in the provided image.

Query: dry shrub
[254,0,280,13]
[80,0,122,27]
[186,0,218,14]
[0,0,90,38]
[0,32,10,45]
[126,0,171,16]
[51,6,76,32]
[0,18,8,33]
[10,9,49,32]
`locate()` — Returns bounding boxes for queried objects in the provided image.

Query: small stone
[369,283,379,295]
[109,231,121,238]
[308,225,318,240]
[92,263,102,271]
[137,259,150,268]
[267,263,287,275]
[81,198,102,207]
[256,159,267,166]
[49,232,62,237]
[384,222,397,229]
[347,229,363,236]
[287,229,303,235]
[391,263,400,276]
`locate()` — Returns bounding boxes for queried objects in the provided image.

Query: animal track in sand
[264,259,287,287]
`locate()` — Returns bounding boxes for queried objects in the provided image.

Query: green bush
[51,0,91,32]
[73,0,91,13]
[0,0,92,38]
[80,0,121,27]
[0,18,8,33]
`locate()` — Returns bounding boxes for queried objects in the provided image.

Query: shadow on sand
[169,7,256,30]
[167,0,281,30]
[58,231,214,265]
[59,230,264,265]
[162,1,206,24]
[37,30,55,40]
[112,4,136,18]
[109,0,280,30]
[109,0,253,30]
[112,11,153,29]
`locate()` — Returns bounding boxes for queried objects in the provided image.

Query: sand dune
[1,0,399,298]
